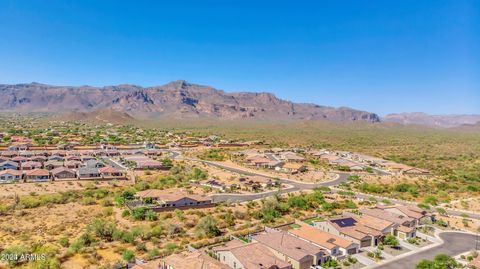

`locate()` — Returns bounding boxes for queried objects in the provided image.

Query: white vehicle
[310,266,324,269]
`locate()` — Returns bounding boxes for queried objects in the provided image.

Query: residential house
[11,156,29,164]
[44,161,64,170]
[377,205,430,226]
[1,151,18,158]
[21,161,43,170]
[50,167,77,180]
[64,160,82,169]
[0,169,23,183]
[30,156,47,163]
[252,231,327,269]
[98,166,125,179]
[288,223,359,256]
[25,169,50,182]
[360,208,417,239]
[8,143,30,151]
[80,155,96,162]
[0,161,19,171]
[19,151,34,158]
[314,217,381,247]
[77,167,101,180]
[280,163,307,174]
[343,212,398,237]
[280,152,305,162]
[48,155,65,162]
[160,251,228,269]
[402,167,430,175]
[84,160,106,168]
[213,240,292,269]
[135,189,212,209]
[50,150,67,157]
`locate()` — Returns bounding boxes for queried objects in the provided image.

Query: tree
[416,254,460,269]
[383,234,399,247]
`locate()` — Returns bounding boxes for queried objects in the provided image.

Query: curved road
[181,157,351,203]
[374,232,479,269]
[171,151,480,220]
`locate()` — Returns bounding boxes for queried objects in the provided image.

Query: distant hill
[383,112,480,128]
[0,80,380,123]
[58,108,135,124]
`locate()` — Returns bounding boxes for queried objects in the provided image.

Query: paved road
[374,232,479,269]
[173,151,480,220]
[181,158,350,203]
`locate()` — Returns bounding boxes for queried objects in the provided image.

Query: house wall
[216,251,245,269]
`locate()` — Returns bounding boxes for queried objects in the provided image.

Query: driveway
[372,232,479,269]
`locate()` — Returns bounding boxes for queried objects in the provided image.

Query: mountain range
[1,81,478,128]
[0,80,380,123]
[383,112,480,128]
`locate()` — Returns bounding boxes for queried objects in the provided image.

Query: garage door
[361,239,371,248]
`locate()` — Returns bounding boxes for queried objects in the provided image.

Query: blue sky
[0,0,478,115]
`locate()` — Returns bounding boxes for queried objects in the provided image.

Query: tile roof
[163,251,228,269]
[50,167,76,175]
[253,231,323,261]
[360,208,413,225]
[135,189,211,202]
[220,242,291,269]
[289,224,354,249]
[0,169,23,176]
[25,169,50,176]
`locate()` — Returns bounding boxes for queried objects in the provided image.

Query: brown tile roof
[98,166,121,173]
[351,214,395,231]
[360,208,413,225]
[396,225,415,233]
[223,242,291,269]
[163,251,228,269]
[135,189,211,202]
[0,169,23,176]
[282,163,305,170]
[289,224,354,249]
[50,167,76,176]
[253,231,323,261]
[25,169,50,176]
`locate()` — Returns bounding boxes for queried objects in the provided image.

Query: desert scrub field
[0,178,369,268]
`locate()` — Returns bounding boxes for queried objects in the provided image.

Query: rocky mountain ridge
[0,80,380,122]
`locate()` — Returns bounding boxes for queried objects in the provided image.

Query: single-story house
[0,169,23,183]
[0,161,19,171]
[11,156,29,163]
[84,160,106,168]
[25,169,50,182]
[77,167,101,180]
[21,161,43,170]
[50,167,77,180]
[135,189,212,209]
[280,163,307,174]
[161,251,228,269]
[213,240,292,269]
[252,231,327,269]
[1,151,18,158]
[44,161,64,170]
[48,155,65,162]
[289,223,359,256]
[314,217,380,247]
[98,166,125,179]
[64,160,82,169]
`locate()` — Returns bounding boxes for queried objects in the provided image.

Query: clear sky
[0,0,478,115]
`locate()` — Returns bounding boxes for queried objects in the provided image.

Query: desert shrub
[195,216,220,238]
